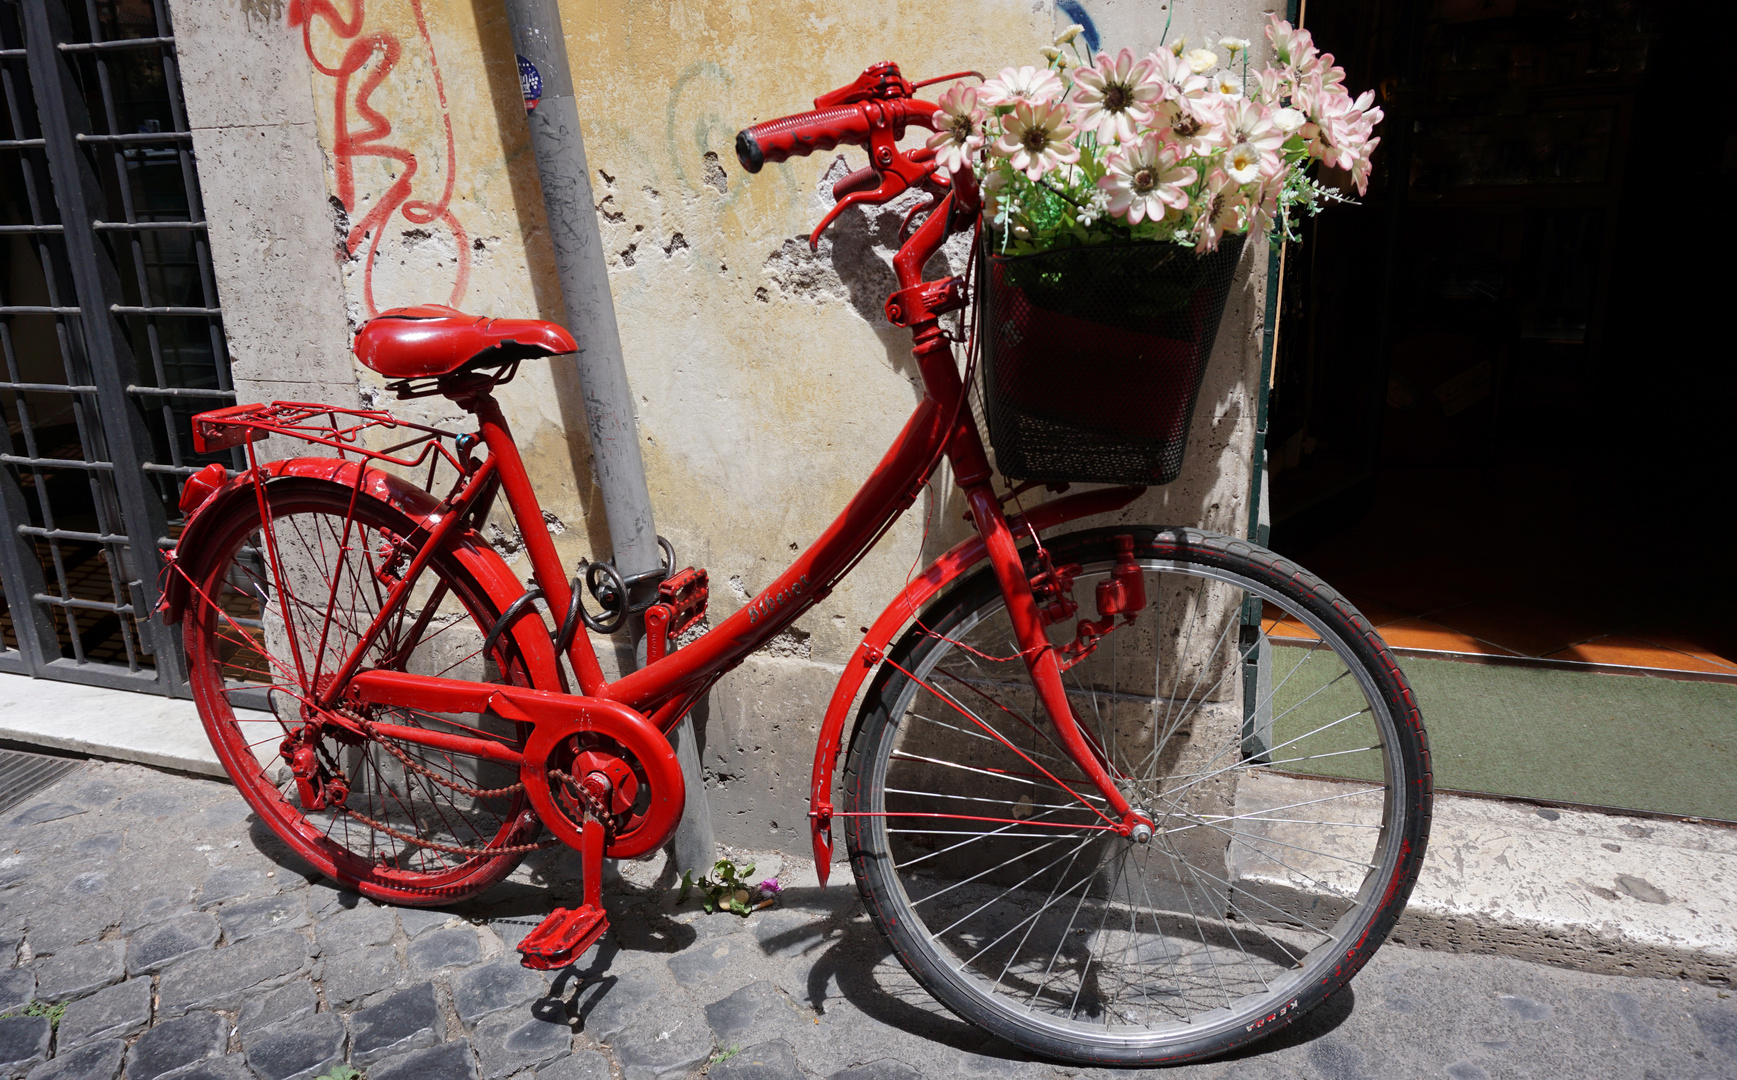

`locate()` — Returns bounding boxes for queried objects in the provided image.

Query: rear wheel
[843,527,1430,1065]
[182,477,547,904]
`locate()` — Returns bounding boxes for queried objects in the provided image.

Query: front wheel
[843,527,1431,1065]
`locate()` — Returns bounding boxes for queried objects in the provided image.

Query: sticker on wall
[518,54,542,112]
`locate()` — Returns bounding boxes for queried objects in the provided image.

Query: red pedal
[516,905,609,970]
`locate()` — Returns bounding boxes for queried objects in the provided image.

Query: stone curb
[0,678,276,779]
[1392,790,1736,985]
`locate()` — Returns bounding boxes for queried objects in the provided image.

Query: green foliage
[710,1044,742,1064]
[679,858,758,916]
[1271,166,1356,243]
[15,1000,68,1030]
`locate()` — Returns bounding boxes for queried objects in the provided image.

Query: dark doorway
[1264,0,1737,816]
[1270,0,1734,679]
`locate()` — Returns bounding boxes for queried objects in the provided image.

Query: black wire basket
[977,232,1246,486]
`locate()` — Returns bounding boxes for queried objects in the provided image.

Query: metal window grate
[0,0,241,696]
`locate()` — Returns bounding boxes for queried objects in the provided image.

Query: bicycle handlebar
[736,105,871,173]
[734,98,935,173]
[734,62,980,299]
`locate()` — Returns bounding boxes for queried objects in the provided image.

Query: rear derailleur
[280,723,350,811]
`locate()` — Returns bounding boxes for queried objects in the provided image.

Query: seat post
[463,389,609,697]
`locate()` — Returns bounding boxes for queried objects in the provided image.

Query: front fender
[806,484,1143,882]
[160,457,561,690]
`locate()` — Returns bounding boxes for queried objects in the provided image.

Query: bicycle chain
[306,707,616,855]
[332,703,526,800]
[548,767,618,842]
[312,703,552,856]
[334,804,555,857]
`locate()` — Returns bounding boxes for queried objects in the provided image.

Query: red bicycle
[161,63,1430,1066]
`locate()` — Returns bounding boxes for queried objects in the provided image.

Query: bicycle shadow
[751,882,1356,1066]
[751,884,1026,1059]
[240,816,701,958]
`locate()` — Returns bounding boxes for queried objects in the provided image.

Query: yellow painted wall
[267,0,1271,851]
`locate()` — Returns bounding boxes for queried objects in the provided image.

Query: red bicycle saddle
[353,305,577,380]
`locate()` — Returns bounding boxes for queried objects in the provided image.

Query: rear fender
[807,485,1143,882]
[160,457,561,689]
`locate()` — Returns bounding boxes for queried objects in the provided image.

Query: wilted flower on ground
[1098,134,1194,224]
[758,878,782,896]
[1072,48,1162,143]
[927,84,986,174]
[979,65,1065,107]
[994,100,1080,179]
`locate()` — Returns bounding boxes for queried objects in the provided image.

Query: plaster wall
[165,0,357,410]
[174,0,1274,859]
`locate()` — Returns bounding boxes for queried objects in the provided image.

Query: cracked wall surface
[171,0,1271,860]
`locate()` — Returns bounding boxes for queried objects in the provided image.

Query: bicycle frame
[171,112,1159,878]
[155,59,1435,1048]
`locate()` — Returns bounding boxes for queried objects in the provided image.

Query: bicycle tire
[842,526,1431,1065]
[181,476,546,904]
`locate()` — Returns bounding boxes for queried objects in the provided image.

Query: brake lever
[814,60,915,108]
[897,156,957,243]
[808,130,938,251]
[832,164,881,200]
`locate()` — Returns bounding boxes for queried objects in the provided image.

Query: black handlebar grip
[735,105,873,173]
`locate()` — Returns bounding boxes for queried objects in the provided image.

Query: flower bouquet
[931,16,1383,256]
[937,17,1382,487]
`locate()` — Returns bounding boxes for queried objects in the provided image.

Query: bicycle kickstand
[516,815,610,970]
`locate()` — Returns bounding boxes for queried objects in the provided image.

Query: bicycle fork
[917,328,1153,841]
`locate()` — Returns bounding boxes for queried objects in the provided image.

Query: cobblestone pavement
[2,761,1734,1080]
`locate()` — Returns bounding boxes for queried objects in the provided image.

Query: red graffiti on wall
[287,0,471,315]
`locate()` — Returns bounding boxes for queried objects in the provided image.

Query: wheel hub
[1127,807,1153,844]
